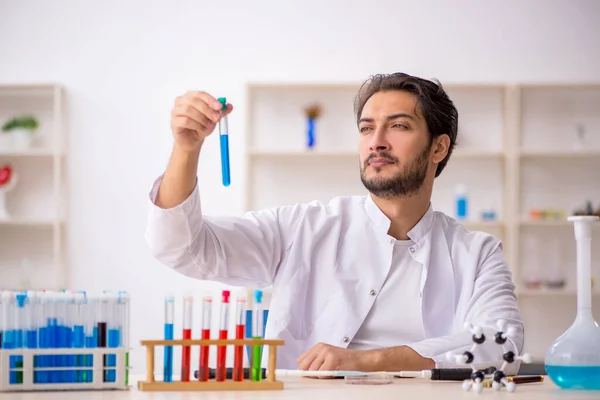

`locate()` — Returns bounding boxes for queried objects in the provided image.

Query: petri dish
[344,374,393,385]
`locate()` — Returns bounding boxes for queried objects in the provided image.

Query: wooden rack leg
[146,345,155,383]
[267,345,277,382]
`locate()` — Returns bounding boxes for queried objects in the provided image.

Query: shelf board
[0,148,57,157]
[520,219,600,227]
[520,219,570,227]
[0,217,60,226]
[519,150,600,159]
[517,288,600,297]
[462,221,504,230]
[248,149,504,159]
[248,149,356,157]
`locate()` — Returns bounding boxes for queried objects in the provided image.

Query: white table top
[1,375,597,400]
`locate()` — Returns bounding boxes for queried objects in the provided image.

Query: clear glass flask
[545,215,600,390]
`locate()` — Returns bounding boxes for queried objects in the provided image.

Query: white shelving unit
[243,81,600,298]
[0,84,66,290]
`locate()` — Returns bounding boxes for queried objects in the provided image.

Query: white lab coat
[145,176,524,373]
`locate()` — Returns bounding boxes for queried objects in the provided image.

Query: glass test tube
[234,298,246,382]
[252,290,264,382]
[199,296,212,381]
[118,291,130,385]
[73,292,85,384]
[25,292,40,383]
[217,290,230,382]
[83,293,97,383]
[106,292,120,383]
[163,295,175,382]
[218,97,231,187]
[97,293,109,383]
[56,292,68,383]
[181,295,193,382]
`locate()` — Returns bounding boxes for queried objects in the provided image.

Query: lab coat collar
[363,194,434,243]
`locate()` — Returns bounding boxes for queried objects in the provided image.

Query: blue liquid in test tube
[164,295,175,382]
[218,97,230,187]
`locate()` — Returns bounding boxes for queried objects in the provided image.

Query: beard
[360,143,430,200]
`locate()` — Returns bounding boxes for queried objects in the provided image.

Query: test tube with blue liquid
[24,292,38,383]
[84,293,98,383]
[72,293,85,383]
[164,295,175,382]
[106,292,120,383]
[218,97,230,187]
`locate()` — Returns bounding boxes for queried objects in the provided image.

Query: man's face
[358,90,432,199]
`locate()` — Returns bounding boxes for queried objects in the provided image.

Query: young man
[145,73,524,373]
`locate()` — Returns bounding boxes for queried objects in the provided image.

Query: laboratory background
[0,0,599,378]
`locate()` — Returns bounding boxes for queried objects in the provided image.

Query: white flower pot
[0,133,13,150]
[12,128,34,150]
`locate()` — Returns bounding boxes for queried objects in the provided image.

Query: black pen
[396,367,496,381]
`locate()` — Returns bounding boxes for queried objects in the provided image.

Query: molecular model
[445,319,533,393]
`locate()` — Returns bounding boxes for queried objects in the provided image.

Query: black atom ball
[493,370,505,383]
[472,370,485,382]
[503,351,515,363]
[495,331,507,344]
[472,333,486,344]
[463,351,474,364]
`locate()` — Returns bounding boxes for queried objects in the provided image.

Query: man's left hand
[297,342,365,375]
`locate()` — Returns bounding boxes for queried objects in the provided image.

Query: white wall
[1,0,599,374]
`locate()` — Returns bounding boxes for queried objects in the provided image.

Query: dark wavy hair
[353,72,458,177]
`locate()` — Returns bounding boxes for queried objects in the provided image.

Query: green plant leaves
[1,115,39,132]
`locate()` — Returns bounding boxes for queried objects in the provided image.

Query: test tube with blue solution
[218,97,230,187]
[84,292,98,383]
[72,292,85,384]
[25,291,40,383]
[163,295,175,382]
[106,292,121,383]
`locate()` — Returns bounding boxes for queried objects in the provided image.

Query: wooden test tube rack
[137,339,284,391]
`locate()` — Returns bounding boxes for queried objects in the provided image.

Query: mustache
[365,152,399,165]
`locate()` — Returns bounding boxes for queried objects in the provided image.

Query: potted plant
[1,114,39,149]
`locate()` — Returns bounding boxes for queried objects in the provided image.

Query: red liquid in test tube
[233,297,246,381]
[181,295,193,382]
[199,296,212,382]
[217,290,230,382]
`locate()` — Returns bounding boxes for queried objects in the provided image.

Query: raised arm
[145,91,287,287]
[155,91,229,210]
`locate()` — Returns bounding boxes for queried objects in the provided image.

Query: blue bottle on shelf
[455,184,468,220]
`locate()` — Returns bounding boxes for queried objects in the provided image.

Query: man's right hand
[170,91,234,153]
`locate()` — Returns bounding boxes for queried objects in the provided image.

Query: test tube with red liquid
[233,297,246,381]
[198,296,212,381]
[216,290,230,382]
[181,295,193,382]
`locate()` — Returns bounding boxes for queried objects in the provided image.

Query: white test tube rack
[0,347,130,392]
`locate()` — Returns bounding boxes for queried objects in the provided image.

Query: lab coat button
[410,247,415,253]
[369,289,376,296]
[342,336,349,343]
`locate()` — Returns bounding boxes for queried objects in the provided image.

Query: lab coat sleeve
[407,241,524,374]
[144,175,289,287]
